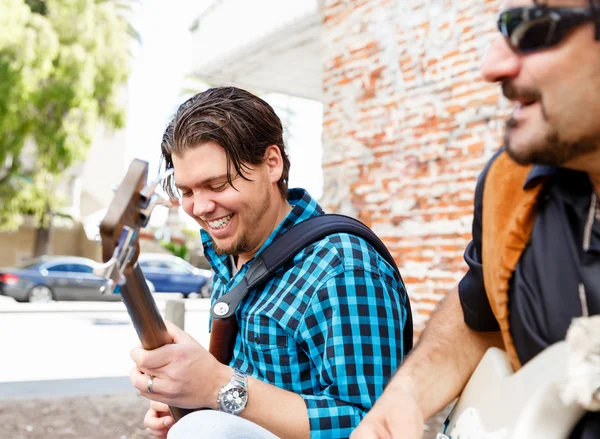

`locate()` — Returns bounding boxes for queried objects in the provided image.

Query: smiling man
[128,87,409,439]
[351,1,600,438]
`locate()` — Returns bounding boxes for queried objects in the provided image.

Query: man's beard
[504,117,599,167]
[212,234,251,257]
[502,82,598,166]
[210,185,271,258]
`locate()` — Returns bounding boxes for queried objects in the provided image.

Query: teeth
[208,214,233,230]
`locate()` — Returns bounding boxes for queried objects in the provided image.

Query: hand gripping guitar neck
[93,159,194,421]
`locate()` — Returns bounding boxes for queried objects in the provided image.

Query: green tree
[159,240,189,261]
[0,0,134,253]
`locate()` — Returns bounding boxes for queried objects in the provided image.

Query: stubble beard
[504,105,599,167]
[211,187,272,258]
[212,234,250,258]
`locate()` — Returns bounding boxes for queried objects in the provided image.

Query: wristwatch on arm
[217,368,248,415]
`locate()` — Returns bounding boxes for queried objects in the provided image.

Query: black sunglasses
[498,7,599,53]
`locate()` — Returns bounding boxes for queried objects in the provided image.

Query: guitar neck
[122,264,171,348]
[122,263,195,421]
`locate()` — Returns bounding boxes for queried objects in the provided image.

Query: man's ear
[264,145,284,184]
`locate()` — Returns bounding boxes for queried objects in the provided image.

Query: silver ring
[147,375,154,394]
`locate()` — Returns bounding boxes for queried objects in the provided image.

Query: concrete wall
[321,0,509,332]
[0,218,101,267]
[0,221,168,267]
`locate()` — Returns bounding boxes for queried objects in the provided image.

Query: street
[0,295,211,397]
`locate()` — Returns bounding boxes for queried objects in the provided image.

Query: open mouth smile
[207,214,234,230]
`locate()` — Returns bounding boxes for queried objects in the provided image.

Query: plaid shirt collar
[200,188,324,284]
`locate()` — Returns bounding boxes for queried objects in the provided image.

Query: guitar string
[580,192,596,318]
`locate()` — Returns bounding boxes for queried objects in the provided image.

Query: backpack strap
[210,214,413,355]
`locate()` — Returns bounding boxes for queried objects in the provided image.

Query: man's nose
[192,192,216,218]
[480,35,522,83]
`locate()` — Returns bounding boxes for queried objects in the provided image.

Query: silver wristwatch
[217,369,248,415]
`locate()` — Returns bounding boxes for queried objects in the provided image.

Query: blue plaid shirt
[202,188,407,439]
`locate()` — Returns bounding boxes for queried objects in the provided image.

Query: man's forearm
[390,288,503,420]
[241,377,311,439]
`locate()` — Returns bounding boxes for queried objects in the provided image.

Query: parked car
[0,256,122,303]
[137,253,213,298]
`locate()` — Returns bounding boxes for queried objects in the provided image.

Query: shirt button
[254,335,260,344]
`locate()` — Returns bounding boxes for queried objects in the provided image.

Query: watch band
[231,368,247,388]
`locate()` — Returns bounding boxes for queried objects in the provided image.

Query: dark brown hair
[160,86,290,199]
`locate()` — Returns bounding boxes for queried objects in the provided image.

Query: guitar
[437,317,600,439]
[93,159,198,421]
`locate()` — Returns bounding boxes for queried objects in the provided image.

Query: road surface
[0,295,210,399]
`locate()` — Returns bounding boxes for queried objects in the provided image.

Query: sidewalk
[0,298,212,385]
[0,294,17,308]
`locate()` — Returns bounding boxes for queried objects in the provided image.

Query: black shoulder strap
[211,214,413,354]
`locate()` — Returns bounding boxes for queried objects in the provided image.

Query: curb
[0,376,135,400]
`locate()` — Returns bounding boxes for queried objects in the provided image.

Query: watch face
[220,386,248,413]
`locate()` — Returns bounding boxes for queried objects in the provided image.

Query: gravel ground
[0,392,449,439]
[0,392,149,439]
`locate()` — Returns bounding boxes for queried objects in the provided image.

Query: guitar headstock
[99,159,148,264]
[94,159,173,294]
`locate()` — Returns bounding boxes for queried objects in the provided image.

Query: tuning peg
[139,193,172,227]
[140,168,174,204]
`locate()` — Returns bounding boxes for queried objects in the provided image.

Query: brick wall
[320,0,511,332]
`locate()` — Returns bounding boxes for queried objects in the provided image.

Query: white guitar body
[439,342,586,439]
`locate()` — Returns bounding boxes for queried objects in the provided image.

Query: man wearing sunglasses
[351,1,600,438]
